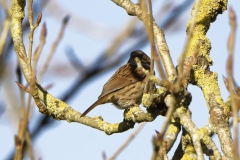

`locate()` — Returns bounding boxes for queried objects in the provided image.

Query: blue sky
[0,0,240,159]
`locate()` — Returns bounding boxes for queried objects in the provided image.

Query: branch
[27,0,42,65]
[16,81,162,135]
[111,0,176,81]
[11,0,31,82]
[163,117,181,152]
[174,106,221,159]
[181,0,232,158]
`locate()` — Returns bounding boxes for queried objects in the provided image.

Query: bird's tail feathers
[80,97,106,117]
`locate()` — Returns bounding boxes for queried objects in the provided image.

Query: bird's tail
[80,97,106,117]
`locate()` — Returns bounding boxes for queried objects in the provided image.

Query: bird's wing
[98,63,144,99]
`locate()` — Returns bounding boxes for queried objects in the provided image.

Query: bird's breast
[111,78,147,109]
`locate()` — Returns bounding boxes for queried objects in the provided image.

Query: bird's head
[128,50,151,71]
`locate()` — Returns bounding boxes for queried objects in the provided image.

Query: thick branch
[183,0,232,158]
[11,0,31,82]
[29,83,160,135]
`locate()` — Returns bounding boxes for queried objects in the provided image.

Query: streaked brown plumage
[80,50,151,117]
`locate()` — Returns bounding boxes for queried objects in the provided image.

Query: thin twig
[108,123,146,160]
[27,0,34,64]
[25,129,34,160]
[140,0,154,75]
[14,120,24,160]
[0,0,11,58]
[175,0,201,91]
[14,1,42,159]
[39,15,70,82]
[27,0,42,65]
[140,0,168,85]
[15,65,25,113]
[158,95,176,151]
[33,22,46,68]
[226,6,239,159]
[23,16,44,160]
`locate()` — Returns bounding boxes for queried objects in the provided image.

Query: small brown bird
[80,50,151,117]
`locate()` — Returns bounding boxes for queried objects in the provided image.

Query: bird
[80,50,151,117]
